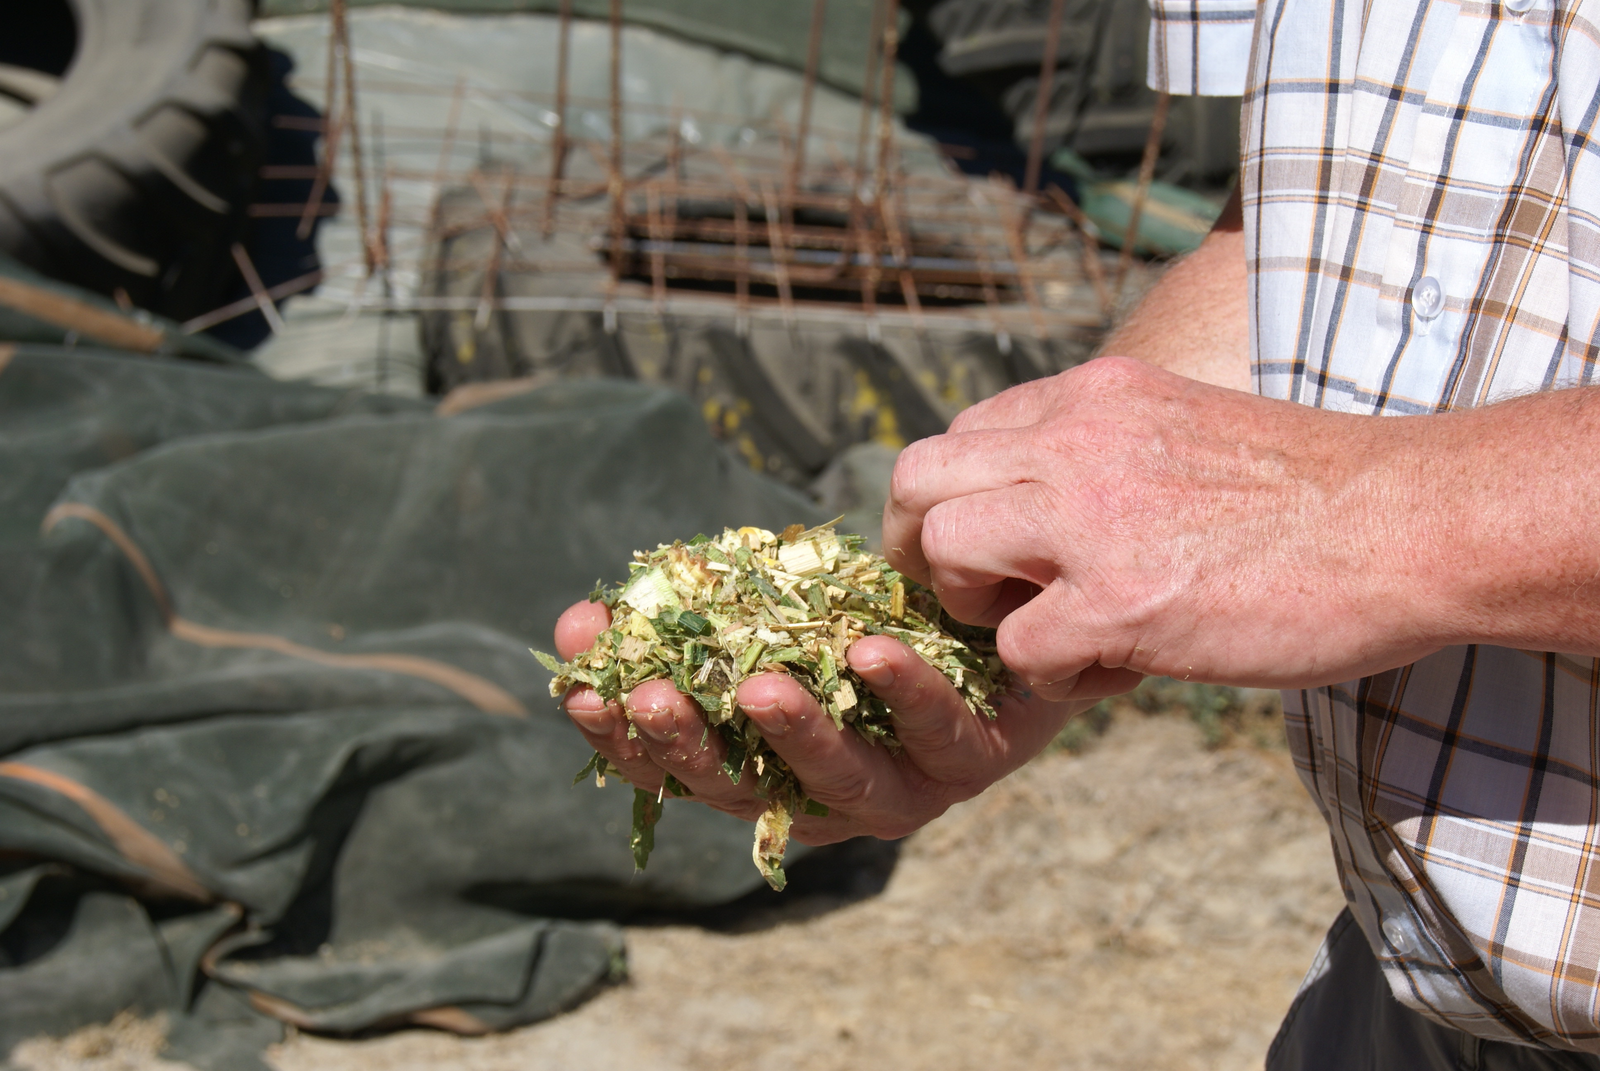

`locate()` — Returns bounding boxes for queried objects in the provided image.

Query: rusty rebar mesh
[238,122,1109,324]
[228,4,1129,340]
[234,6,1166,480]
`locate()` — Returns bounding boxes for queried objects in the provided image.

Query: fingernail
[741,698,792,735]
[628,706,679,743]
[566,703,614,735]
[849,655,895,690]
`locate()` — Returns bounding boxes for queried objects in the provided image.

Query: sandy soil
[262,705,1345,1071]
[14,703,1344,1071]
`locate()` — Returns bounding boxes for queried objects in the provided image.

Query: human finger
[564,686,668,793]
[883,428,1038,583]
[624,679,765,819]
[994,580,1120,699]
[571,679,865,837]
[555,600,612,660]
[918,484,1065,623]
[930,576,1043,630]
[1005,663,1145,705]
[844,634,1063,786]
[1067,664,1146,700]
[555,601,676,787]
[736,672,931,839]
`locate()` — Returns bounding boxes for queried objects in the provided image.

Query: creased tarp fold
[0,347,821,1070]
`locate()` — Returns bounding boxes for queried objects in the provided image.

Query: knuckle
[812,766,876,813]
[894,685,947,729]
[867,782,951,839]
[917,709,966,754]
[1075,353,1143,393]
[947,407,981,435]
[1046,411,1120,460]
[613,740,656,767]
[663,740,717,774]
[1012,482,1063,541]
[949,391,1007,434]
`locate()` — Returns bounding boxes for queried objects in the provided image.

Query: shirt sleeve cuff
[1147,0,1258,96]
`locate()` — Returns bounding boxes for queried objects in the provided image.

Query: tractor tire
[0,0,268,322]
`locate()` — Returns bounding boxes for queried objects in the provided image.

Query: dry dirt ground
[16,702,1345,1071]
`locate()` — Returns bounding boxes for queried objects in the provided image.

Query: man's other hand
[883,355,1449,701]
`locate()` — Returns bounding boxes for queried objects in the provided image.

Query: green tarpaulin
[0,346,829,1069]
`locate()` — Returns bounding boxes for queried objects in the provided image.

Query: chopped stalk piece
[620,566,682,618]
[754,792,796,891]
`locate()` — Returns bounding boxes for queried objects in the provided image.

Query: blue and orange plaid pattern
[1152,0,1600,1049]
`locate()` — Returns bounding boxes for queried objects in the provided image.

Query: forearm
[1100,187,1250,392]
[1396,386,1600,657]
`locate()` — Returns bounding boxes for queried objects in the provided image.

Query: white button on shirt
[1380,917,1412,955]
[1412,277,1444,321]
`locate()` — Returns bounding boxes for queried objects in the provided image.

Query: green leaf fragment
[802,798,830,817]
[819,573,890,602]
[573,750,607,787]
[675,610,713,636]
[630,787,663,871]
[817,644,839,694]
[806,582,829,617]
[722,736,747,784]
[748,573,782,602]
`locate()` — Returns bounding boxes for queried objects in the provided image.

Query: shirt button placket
[1504,0,1534,13]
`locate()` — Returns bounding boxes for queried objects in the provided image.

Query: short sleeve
[1147,0,1259,96]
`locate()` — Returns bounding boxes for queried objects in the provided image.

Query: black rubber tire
[0,0,268,322]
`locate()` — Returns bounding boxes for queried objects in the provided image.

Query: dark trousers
[1267,910,1600,1071]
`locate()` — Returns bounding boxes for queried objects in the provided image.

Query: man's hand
[883,355,1457,700]
[554,600,1100,845]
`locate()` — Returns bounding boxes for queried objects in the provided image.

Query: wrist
[1284,409,1459,676]
[1376,392,1600,657]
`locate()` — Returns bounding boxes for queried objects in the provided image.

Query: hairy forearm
[1391,386,1600,657]
[1100,188,1250,392]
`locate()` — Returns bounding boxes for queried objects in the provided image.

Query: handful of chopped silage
[533,521,1008,891]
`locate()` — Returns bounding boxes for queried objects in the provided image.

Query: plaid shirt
[1150,0,1600,1051]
